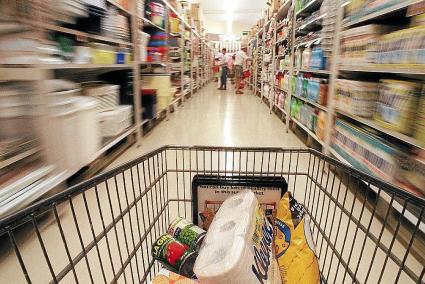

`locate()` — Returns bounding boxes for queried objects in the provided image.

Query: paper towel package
[193,190,282,284]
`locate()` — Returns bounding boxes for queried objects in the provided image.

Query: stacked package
[375,25,425,65]
[147,31,168,62]
[374,80,421,136]
[193,190,281,284]
[332,119,398,182]
[340,24,389,66]
[336,79,379,118]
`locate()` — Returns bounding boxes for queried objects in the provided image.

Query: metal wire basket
[0,146,423,283]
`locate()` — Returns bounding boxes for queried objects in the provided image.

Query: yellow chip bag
[274,192,320,284]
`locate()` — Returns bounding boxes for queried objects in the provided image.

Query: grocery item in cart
[168,217,206,251]
[152,234,198,278]
[193,190,281,284]
[151,268,199,284]
[274,192,320,284]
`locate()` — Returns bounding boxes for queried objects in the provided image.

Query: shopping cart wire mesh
[0,146,423,283]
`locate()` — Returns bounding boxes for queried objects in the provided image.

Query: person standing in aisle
[234,45,251,95]
[218,48,229,90]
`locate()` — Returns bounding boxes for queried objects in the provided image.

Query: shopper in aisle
[234,45,251,95]
[218,48,229,90]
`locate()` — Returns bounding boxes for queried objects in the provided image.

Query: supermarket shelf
[140,61,167,66]
[342,0,423,28]
[141,17,166,32]
[294,68,330,74]
[292,94,328,112]
[0,147,40,170]
[296,0,324,18]
[20,19,132,46]
[275,38,287,45]
[339,64,425,75]
[329,147,425,234]
[292,117,325,146]
[336,110,425,150]
[275,86,289,93]
[297,13,326,34]
[106,0,132,16]
[295,37,321,49]
[274,104,287,115]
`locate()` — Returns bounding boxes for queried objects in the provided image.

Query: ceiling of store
[195,0,268,34]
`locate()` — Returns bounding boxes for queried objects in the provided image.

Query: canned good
[152,234,197,278]
[168,217,206,250]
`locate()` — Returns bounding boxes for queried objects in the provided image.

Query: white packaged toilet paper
[213,190,257,220]
[194,190,281,284]
[203,212,252,245]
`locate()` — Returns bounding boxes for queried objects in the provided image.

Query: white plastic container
[47,99,79,172]
[139,32,150,62]
[74,97,100,165]
[98,105,133,137]
[83,84,120,112]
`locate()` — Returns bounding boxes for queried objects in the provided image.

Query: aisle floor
[111,83,305,168]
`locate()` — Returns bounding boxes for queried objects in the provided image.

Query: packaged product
[332,119,398,182]
[374,79,421,136]
[336,79,379,118]
[151,268,199,284]
[395,150,425,198]
[316,111,327,141]
[193,190,281,284]
[414,87,425,144]
[152,234,198,278]
[274,192,320,284]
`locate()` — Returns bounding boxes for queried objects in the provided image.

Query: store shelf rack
[249,0,425,240]
[0,0,213,219]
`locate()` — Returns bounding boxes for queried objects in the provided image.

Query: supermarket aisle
[112,83,305,167]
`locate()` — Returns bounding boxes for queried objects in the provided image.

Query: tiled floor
[110,83,305,169]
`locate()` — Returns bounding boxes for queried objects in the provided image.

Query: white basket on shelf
[98,105,133,137]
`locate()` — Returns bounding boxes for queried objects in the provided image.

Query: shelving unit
[248,0,425,241]
[0,0,213,218]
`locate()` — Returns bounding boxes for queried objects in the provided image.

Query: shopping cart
[0,146,423,284]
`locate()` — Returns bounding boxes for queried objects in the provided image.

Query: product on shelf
[83,83,120,112]
[345,0,412,22]
[193,190,281,283]
[374,80,422,136]
[146,0,165,28]
[97,105,133,137]
[152,234,198,278]
[315,111,327,140]
[375,25,425,65]
[332,119,398,183]
[414,87,425,144]
[395,150,425,197]
[139,31,151,62]
[336,79,379,118]
[340,24,390,66]
[275,192,320,284]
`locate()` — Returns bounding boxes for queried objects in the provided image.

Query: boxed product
[340,24,390,65]
[394,150,425,197]
[332,119,398,182]
[336,79,379,118]
[193,190,281,284]
[414,87,425,144]
[374,79,421,136]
